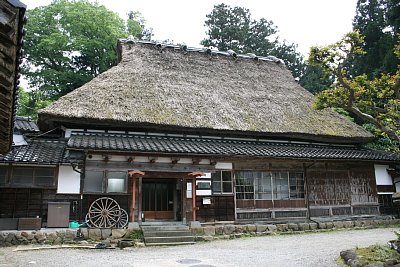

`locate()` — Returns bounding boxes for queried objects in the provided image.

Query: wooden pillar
[131,178,136,222]
[138,176,143,223]
[128,170,145,223]
[192,175,196,221]
[182,178,186,223]
[188,171,205,222]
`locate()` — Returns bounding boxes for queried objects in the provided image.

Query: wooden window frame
[0,166,57,188]
[235,171,255,199]
[83,170,128,194]
[211,170,233,195]
[235,171,305,201]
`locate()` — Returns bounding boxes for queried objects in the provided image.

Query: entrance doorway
[142,179,180,220]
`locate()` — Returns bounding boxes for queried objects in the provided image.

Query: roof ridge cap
[118,38,285,64]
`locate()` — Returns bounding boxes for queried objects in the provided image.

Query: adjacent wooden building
[0,0,26,155]
[1,40,399,227]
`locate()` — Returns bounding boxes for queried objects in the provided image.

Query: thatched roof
[38,41,374,144]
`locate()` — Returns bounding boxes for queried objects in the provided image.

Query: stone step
[144,236,195,244]
[141,224,195,246]
[142,225,190,232]
[143,230,193,237]
[145,241,195,246]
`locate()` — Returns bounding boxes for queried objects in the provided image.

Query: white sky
[23,0,358,57]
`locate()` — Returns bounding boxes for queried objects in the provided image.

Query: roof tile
[67,132,400,162]
[0,139,66,164]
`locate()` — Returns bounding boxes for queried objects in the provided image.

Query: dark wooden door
[142,181,174,220]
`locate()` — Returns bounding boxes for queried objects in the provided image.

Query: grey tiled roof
[0,139,66,164]
[67,132,400,162]
[14,116,40,133]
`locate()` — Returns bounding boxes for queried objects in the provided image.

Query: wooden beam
[86,161,216,173]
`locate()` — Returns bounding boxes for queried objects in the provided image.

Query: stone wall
[191,218,400,241]
[1,218,400,247]
[0,228,139,247]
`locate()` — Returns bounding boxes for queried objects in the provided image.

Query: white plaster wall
[374,164,392,185]
[57,165,81,194]
[215,162,233,170]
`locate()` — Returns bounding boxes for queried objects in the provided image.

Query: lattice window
[235,171,255,199]
[235,171,304,200]
[212,171,233,194]
[8,167,56,187]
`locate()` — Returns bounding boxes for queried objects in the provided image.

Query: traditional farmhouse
[1,40,399,229]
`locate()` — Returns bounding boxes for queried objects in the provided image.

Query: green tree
[201,3,304,78]
[309,32,400,151]
[23,0,146,103]
[299,64,334,95]
[350,0,399,78]
[17,88,52,121]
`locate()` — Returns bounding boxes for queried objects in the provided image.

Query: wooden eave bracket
[188,171,205,178]
[128,170,145,178]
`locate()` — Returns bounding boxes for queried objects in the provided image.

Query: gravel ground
[0,228,398,267]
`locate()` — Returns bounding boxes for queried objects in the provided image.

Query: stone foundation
[0,228,142,247]
[191,218,400,241]
[1,218,399,247]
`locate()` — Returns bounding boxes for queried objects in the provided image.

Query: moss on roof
[38,41,374,143]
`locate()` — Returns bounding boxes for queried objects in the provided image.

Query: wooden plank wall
[0,188,80,222]
[0,188,130,225]
[196,196,235,222]
[307,164,377,206]
[0,1,24,154]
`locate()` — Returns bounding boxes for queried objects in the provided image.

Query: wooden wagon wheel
[115,208,128,229]
[88,197,121,228]
[85,213,93,228]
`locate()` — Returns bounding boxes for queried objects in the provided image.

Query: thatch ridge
[38,41,373,143]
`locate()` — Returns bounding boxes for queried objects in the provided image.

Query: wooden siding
[195,195,235,222]
[0,1,25,154]
[234,159,379,220]
[307,170,351,206]
[0,188,130,226]
[236,199,305,209]
[307,166,377,206]
[0,188,80,223]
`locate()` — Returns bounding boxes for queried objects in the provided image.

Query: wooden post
[128,170,145,223]
[131,177,136,222]
[138,176,143,223]
[182,178,187,224]
[188,171,205,222]
[192,175,196,222]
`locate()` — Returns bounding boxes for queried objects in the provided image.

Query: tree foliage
[309,31,400,151]
[201,3,305,78]
[299,64,334,95]
[17,88,52,121]
[22,0,146,103]
[349,0,399,78]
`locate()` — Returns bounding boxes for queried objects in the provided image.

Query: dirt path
[0,227,398,267]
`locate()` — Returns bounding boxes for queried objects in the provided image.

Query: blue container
[69,221,80,228]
